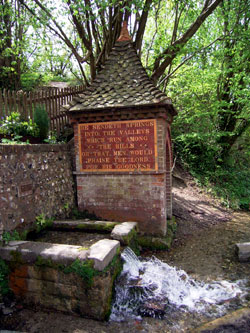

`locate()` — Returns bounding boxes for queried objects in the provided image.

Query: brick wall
[0,144,75,235]
[74,117,171,236]
[77,173,166,235]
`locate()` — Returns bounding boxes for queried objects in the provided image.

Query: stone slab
[52,220,118,232]
[0,241,89,265]
[111,222,137,244]
[88,239,120,271]
[235,242,250,262]
[0,238,121,271]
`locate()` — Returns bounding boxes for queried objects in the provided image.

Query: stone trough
[0,220,138,320]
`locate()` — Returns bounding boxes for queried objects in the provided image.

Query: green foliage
[1,135,27,145]
[173,133,220,174]
[21,71,69,91]
[1,230,28,246]
[64,259,95,288]
[35,213,53,233]
[0,112,39,140]
[43,132,58,144]
[206,166,250,210]
[33,105,49,140]
[174,130,250,210]
[0,259,10,296]
[2,231,21,245]
[21,72,43,91]
[0,0,26,89]
[169,0,250,211]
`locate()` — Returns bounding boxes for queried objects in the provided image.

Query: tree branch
[145,0,161,68]
[18,0,88,64]
[157,36,222,87]
[67,0,91,50]
[135,0,152,56]
[151,0,223,83]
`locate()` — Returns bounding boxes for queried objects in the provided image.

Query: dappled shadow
[172,182,232,238]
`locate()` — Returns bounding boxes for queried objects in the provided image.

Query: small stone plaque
[18,182,33,197]
[78,119,158,172]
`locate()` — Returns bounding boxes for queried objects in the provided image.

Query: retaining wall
[0,143,75,235]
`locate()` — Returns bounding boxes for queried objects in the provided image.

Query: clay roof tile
[67,25,176,114]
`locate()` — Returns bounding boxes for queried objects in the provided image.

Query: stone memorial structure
[64,23,177,236]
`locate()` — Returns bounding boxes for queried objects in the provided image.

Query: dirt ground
[1,166,250,332]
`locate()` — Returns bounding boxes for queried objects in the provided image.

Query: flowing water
[110,247,247,322]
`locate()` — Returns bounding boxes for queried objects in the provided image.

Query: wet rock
[128,276,142,286]
[138,300,166,319]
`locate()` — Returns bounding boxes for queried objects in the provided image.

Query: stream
[110,247,248,323]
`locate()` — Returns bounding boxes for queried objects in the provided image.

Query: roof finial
[117,21,132,42]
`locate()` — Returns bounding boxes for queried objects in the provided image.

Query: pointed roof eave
[66,23,177,116]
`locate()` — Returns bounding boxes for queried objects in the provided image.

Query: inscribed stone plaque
[78,119,158,172]
[18,182,33,197]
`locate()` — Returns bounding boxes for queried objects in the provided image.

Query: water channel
[111,247,248,325]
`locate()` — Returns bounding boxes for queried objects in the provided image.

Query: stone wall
[9,263,116,320]
[0,144,75,235]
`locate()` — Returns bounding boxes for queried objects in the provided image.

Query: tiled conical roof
[65,27,175,114]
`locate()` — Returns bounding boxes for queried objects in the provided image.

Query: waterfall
[110,247,246,322]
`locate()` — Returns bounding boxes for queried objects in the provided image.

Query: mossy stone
[137,218,177,250]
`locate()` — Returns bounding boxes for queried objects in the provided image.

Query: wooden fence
[0,86,85,133]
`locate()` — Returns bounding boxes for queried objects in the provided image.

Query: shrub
[174,133,250,210]
[21,72,43,91]
[0,112,39,138]
[33,105,49,140]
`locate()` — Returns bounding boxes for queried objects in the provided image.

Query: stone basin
[0,220,139,320]
[0,239,120,320]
